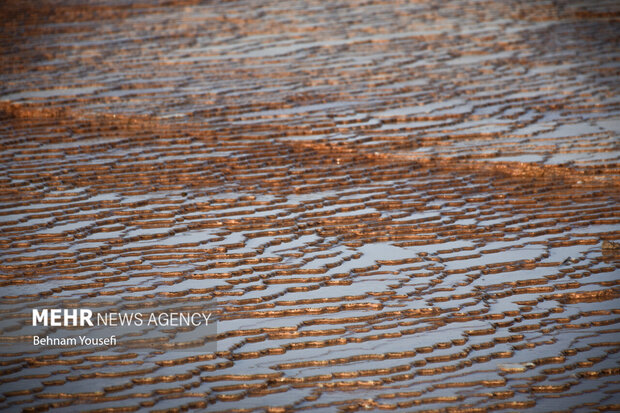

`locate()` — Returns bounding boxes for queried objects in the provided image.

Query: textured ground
[1,0,620,412]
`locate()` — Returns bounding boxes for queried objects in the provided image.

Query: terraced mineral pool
[0,0,619,412]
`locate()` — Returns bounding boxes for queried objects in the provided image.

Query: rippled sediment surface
[1,0,620,411]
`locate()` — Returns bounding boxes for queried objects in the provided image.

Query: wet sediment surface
[1,0,620,411]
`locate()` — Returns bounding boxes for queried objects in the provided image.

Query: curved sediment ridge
[1,0,619,412]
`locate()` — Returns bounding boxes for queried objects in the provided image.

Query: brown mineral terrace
[0,0,619,412]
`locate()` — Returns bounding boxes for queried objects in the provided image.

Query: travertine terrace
[0,0,619,411]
